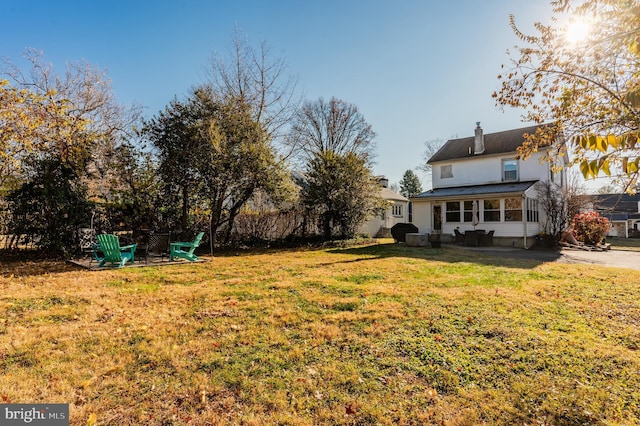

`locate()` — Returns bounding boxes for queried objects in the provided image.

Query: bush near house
[572,212,610,245]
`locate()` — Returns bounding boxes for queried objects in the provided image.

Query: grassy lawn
[1,243,639,425]
[608,236,640,252]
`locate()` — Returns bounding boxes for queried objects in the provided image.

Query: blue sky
[2,0,555,188]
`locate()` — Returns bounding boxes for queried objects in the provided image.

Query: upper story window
[440,165,453,179]
[502,159,518,181]
[392,204,403,217]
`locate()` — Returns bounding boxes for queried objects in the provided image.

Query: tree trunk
[181,184,189,231]
[323,212,332,240]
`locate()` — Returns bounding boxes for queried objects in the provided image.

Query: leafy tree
[494,0,640,192]
[399,169,423,198]
[303,151,382,239]
[103,142,162,232]
[1,50,141,249]
[288,97,377,164]
[1,49,141,184]
[288,96,380,239]
[143,96,205,231]
[145,86,292,251]
[194,87,292,249]
[6,157,92,255]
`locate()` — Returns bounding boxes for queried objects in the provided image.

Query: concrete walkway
[448,244,640,270]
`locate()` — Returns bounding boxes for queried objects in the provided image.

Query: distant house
[588,193,640,238]
[359,178,409,237]
[411,123,567,248]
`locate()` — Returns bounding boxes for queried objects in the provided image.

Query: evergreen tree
[399,169,423,198]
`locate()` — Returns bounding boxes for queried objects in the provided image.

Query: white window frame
[502,159,518,181]
[440,165,453,179]
[504,197,523,222]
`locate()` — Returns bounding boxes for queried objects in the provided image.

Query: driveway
[449,245,640,270]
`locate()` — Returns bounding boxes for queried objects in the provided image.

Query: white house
[360,178,409,237]
[411,123,567,248]
[587,193,640,238]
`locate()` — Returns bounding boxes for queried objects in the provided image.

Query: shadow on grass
[327,243,563,269]
[1,242,566,277]
[0,250,83,278]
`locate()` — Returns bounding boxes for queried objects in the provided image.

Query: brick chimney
[474,122,485,155]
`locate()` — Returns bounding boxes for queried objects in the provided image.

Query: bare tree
[1,49,142,187]
[417,138,445,187]
[289,97,380,239]
[206,28,300,157]
[288,97,376,164]
[537,168,587,240]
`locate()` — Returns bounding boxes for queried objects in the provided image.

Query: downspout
[523,194,528,249]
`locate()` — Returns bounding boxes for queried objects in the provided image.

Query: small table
[464,230,485,247]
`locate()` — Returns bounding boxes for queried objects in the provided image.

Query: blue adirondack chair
[96,234,137,268]
[170,232,204,262]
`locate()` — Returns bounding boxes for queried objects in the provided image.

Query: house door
[433,205,442,232]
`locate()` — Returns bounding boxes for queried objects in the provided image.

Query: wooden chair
[96,234,137,268]
[170,232,204,262]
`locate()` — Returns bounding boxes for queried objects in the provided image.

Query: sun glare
[565,18,592,45]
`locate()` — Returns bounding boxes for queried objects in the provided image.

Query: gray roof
[592,193,640,213]
[411,180,539,200]
[428,124,549,163]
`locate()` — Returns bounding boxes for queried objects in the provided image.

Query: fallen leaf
[346,403,357,415]
[87,413,97,426]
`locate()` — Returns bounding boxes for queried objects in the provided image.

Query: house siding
[431,151,550,189]
[412,201,432,232]
[359,188,409,237]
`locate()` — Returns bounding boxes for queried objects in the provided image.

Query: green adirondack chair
[96,234,137,268]
[170,232,204,262]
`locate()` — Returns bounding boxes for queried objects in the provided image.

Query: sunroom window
[504,198,523,221]
[484,199,500,222]
[445,201,460,222]
[463,200,474,222]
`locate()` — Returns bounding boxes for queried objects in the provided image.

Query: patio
[68,255,206,271]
